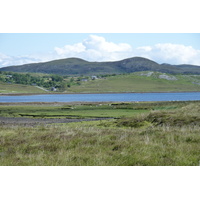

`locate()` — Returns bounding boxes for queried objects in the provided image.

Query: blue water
[1,92,200,103]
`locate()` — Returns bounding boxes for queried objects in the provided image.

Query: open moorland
[0,57,200,165]
[0,101,200,166]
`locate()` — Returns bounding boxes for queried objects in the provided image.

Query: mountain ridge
[0,56,200,75]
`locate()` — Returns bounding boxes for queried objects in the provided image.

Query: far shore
[1,91,200,96]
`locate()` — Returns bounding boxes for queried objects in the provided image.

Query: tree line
[0,71,66,91]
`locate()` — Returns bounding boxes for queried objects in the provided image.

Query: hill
[0,82,48,94]
[1,57,200,75]
[67,72,200,93]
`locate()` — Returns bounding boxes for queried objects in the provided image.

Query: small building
[51,87,57,91]
[91,76,97,80]
[81,79,88,82]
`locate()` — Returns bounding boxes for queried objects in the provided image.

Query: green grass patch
[0,82,47,93]
[0,103,149,118]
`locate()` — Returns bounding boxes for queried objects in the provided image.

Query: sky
[0,33,200,67]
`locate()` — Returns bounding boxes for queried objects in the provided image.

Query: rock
[140,71,154,77]
[158,74,177,81]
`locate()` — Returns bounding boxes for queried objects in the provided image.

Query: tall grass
[0,122,199,166]
[0,101,199,166]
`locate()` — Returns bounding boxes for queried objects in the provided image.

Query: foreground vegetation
[0,101,200,165]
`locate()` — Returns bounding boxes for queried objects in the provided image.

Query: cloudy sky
[0,33,200,68]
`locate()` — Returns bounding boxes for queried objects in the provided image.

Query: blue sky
[0,33,200,67]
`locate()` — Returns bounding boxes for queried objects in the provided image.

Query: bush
[116,110,200,128]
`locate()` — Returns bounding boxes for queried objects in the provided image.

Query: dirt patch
[0,101,116,106]
[0,116,113,126]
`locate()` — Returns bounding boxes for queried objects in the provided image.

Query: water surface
[1,92,200,103]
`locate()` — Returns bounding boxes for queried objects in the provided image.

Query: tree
[51,75,63,82]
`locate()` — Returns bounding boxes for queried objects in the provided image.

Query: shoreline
[1,91,200,96]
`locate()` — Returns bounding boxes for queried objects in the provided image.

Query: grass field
[0,82,47,94]
[0,102,150,118]
[67,73,200,93]
[0,101,200,166]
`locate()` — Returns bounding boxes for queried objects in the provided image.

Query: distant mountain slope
[0,57,200,75]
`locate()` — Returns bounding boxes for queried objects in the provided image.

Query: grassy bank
[0,101,200,165]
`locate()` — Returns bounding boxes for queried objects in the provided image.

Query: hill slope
[1,57,200,75]
[0,71,200,94]
[67,72,200,93]
[0,82,48,94]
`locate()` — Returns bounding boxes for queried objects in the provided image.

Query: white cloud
[0,53,42,67]
[53,36,200,65]
[135,43,200,65]
[83,35,132,53]
[55,43,85,56]
[54,35,133,61]
[1,35,200,68]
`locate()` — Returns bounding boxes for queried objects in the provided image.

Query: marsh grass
[0,103,149,118]
[0,101,200,166]
[0,122,199,166]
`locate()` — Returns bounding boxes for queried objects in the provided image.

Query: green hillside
[67,72,200,93]
[0,82,48,94]
[1,57,200,75]
[0,71,200,94]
